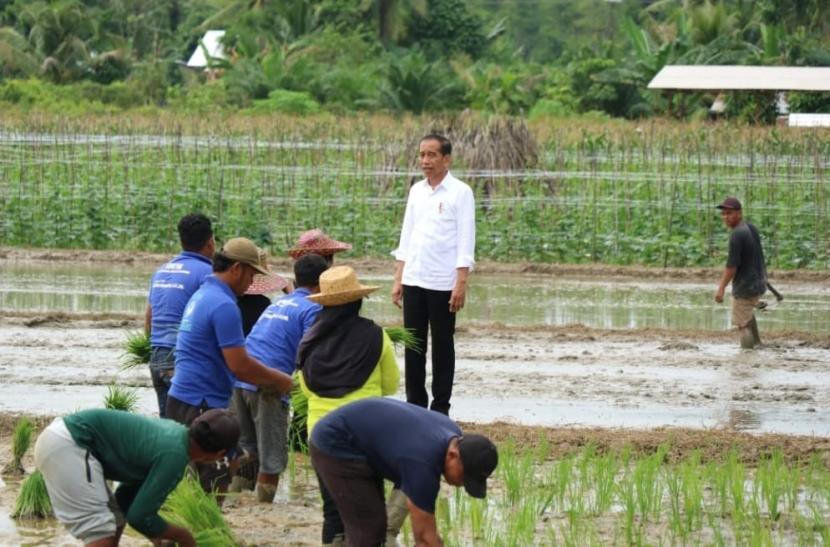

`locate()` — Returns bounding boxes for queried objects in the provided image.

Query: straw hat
[307,266,378,306]
[245,272,289,295]
[287,229,352,259]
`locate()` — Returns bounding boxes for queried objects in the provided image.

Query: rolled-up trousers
[403,284,456,415]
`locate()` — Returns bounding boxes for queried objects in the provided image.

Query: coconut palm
[361,0,427,44]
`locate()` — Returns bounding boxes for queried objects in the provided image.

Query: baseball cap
[716,197,742,210]
[458,434,498,498]
[190,409,240,453]
[221,237,270,275]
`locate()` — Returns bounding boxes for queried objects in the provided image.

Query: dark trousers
[403,285,456,415]
[165,395,232,493]
[310,444,386,547]
[316,471,345,544]
[148,346,175,418]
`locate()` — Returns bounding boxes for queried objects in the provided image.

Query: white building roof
[648,65,830,92]
[789,113,830,127]
[186,30,226,69]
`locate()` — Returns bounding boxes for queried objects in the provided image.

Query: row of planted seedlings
[411,440,830,546]
[1,118,830,268]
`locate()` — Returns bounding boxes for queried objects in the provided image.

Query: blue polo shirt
[311,398,461,513]
[168,276,245,408]
[147,252,213,348]
[235,287,321,393]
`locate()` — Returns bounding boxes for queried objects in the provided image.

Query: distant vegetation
[0,0,828,121]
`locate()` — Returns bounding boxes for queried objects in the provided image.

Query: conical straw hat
[307,266,378,306]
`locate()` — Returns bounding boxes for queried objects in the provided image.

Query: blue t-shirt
[235,287,321,393]
[147,252,213,348]
[311,398,461,513]
[169,276,245,408]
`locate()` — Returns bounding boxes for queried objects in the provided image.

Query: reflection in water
[2,262,830,333]
[726,408,761,431]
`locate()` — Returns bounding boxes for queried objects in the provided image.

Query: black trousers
[403,285,456,415]
[311,444,386,547]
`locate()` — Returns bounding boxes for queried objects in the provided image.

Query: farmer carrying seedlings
[145,213,215,418]
[296,265,400,546]
[34,408,240,547]
[392,134,475,417]
[310,398,498,547]
[229,254,329,502]
[714,197,768,349]
[166,237,294,497]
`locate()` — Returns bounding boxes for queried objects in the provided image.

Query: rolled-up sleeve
[455,185,476,269]
[392,188,416,262]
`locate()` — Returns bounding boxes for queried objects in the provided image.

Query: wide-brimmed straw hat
[307,266,378,306]
[245,272,289,295]
[287,229,352,259]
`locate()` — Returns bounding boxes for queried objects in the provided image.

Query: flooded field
[3,261,830,332]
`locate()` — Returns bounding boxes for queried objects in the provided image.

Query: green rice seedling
[13,469,52,518]
[617,471,638,545]
[384,326,422,354]
[103,384,139,412]
[705,511,726,547]
[121,330,151,369]
[666,468,684,540]
[756,450,785,520]
[288,374,309,453]
[706,459,730,517]
[633,445,667,521]
[505,498,537,546]
[3,417,34,475]
[552,454,575,511]
[727,450,747,523]
[468,497,487,541]
[589,452,618,515]
[161,473,236,546]
[681,452,704,533]
[812,503,830,544]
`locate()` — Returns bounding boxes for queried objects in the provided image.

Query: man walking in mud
[145,213,215,417]
[714,197,767,349]
[392,134,475,416]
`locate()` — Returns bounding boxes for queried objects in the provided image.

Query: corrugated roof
[648,65,830,91]
[186,30,226,69]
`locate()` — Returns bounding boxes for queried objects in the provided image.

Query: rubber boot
[750,316,761,347]
[385,488,408,547]
[739,327,755,349]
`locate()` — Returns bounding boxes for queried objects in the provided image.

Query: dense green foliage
[1,115,828,268]
[0,0,827,120]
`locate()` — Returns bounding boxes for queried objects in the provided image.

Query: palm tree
[362,0,426,44]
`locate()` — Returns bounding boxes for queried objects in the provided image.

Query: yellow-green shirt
[300,330,400,435]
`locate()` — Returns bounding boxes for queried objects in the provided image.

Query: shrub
[247,89,321,115]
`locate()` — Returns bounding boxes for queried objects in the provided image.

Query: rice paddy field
[0,113,829,546]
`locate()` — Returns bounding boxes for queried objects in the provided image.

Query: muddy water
[2,262,830,333]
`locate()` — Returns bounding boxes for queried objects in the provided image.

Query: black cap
[458,435,498,498]
[716,197,742,210]
[190,409,240,452]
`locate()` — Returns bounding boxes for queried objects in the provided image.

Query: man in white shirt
[391,134,475,416]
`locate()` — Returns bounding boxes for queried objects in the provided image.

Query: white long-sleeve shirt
[392,172,475,291]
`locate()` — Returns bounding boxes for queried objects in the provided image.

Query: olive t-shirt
[727,222,767,298]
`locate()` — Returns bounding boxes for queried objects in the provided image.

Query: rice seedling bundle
[3,417,34,476]
[121,330,151,370]
[13,469,52,518]
[161,473,236,546]
[103,384,139,412]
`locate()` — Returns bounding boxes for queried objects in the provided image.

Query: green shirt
[63,409,190,538]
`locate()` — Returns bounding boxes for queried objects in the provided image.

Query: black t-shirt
[311,398,460,513]
[727,222,767,298]
[237,294,271,336]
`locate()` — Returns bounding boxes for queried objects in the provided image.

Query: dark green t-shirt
[727,221,767,298]
[63,409,189,538]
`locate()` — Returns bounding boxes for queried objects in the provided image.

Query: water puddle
[2,262,829,333]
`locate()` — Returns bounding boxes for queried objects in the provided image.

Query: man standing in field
[714,197,767,349]
[166,237,294,494]
[145,213,215,417]
[392,134,476,416]
[230,254,329,502]
[35,408,239,547]
[310,398,497,547]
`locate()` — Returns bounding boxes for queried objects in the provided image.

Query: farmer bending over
[310,398,498,547]
[34,408,240,547]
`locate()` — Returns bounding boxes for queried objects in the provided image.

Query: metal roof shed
[648,65,830,91]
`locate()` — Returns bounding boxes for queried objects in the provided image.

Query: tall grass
[1,116,829,268]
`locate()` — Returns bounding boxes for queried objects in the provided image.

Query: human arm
[407,498,444,547]
[449,186,475,313]
[715,267,736,303]
[150,524,195,547]
[116,455,189,541]
[145,303,152,335]
[223,347,293,394]
[392,260,405,309]
[379,331,401,396]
